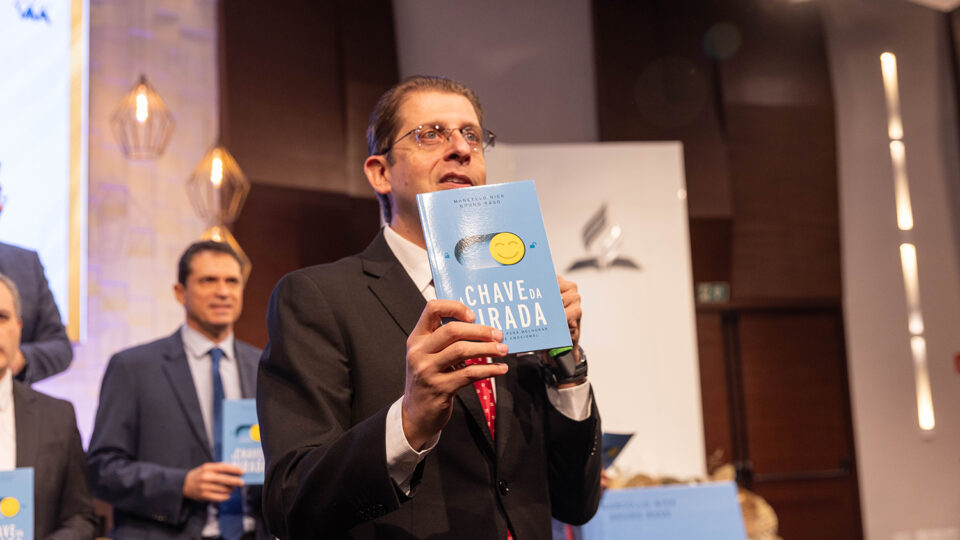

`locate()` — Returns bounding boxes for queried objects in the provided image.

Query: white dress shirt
[0,369,15,471]
[381,225,593,494]
[180,324,254,536]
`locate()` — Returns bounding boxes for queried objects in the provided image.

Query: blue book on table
[0,467,34,540]
[581,482,747,540]
[222,399,265,484]
[417,181,571,354]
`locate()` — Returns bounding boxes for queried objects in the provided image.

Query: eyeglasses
[380,124,496,155]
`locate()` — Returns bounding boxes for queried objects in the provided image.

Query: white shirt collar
[180,323,235,362]
[0,369,11,412]
[383,225,433,296]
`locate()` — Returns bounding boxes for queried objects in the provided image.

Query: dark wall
[218,0,396,347]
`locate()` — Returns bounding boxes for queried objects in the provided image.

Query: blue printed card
[222,399,265,485]
[417,181,572,354]
[580,482,747,540]
[0,467,33,540]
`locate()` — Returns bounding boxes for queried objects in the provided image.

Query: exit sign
[696,282,730,303]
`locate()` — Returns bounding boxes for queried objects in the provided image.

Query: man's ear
[173,282,186,307]
[364,154,392,196]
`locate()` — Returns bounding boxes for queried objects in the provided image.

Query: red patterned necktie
[464,357,512,539]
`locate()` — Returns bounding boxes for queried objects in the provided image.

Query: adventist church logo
[14,0,51,23]
[566,204,641,272]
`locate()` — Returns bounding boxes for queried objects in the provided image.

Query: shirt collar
[0,368,12,412]
[383,225,433,296]
[180,323,235,362]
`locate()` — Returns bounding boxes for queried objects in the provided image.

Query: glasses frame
[379,124,496,155]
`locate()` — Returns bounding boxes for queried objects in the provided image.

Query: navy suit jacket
[87,329,269,540]
[13,380,97,540]
[0,242,72,383]
[258,231,603,539]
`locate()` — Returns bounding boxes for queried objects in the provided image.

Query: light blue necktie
[210,347,244,540]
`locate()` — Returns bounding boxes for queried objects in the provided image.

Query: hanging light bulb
[186,144,252,280]
[111,74,175,160]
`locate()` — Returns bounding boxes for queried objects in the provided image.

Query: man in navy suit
[0,183,73,384]
[87,241,268,540]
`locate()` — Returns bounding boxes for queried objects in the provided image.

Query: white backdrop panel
[487,142,705,478]
[0,0,76,322]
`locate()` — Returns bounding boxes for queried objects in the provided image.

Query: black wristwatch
[545,346,588,386]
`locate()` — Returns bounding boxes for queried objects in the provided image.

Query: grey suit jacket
[13,379,97,540]
[86,329,269,540]
[0,242,72,383]
[258,230,603,540]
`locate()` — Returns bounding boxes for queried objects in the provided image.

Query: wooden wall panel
[738,311,854,475]
[219,0,398,196]
[232,184,381,348]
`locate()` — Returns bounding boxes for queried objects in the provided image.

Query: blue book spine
[222,399,265,485]
[0,467,34,540]
[417,180,571,354]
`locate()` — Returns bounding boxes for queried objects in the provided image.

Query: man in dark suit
[0,272,96,539]
[0,240,72,384]
[87,241,268,540]
[258,76,603,539]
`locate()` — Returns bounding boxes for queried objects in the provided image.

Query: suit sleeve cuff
[385,397,439,496]
[546,381,593,421]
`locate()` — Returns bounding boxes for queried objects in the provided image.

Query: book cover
[601,432,634,469]
[417,180,571,354]
[222,399,265,485]
[0,467,33,540]
[581,482,748,540]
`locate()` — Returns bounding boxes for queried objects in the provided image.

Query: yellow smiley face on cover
[0,496,20,517]
[489,232,525,265]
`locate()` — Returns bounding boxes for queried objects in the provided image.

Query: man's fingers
[209,462,245,476]
[411,299,475,336]
[449,362,509,386]
[206,472,245,487]
[421,321,504,356]
[434,341,509,371]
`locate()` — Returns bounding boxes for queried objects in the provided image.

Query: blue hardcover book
[601,432,634,469]
[580,482,747,540]
[417,180,571,354]
[0,467,34,540]
[222,399,265,485]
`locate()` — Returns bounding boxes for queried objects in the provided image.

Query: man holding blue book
[0,271,96,539]
[87,241,268,540]
[258,76,603,539]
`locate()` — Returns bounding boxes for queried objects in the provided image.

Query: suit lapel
[12,382,39,468]
[361,231,426,337]
[161,332,214,460]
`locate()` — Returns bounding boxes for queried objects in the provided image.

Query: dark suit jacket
[258,230,603,540]
[86,330,269,540]
[13,379,97,540]
[0,242,72,384]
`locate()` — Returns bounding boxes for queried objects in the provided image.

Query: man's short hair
[177,241,244,286]
[366,75,484,223]
[0,272,21,320]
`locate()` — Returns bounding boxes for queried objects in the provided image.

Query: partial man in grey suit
[0,272,96,540]
[0,182,73,383]
[87,241,269,540]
